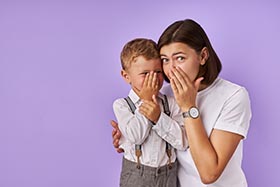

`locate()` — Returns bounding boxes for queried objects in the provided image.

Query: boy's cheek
[159,76,164,84]
[157,80,164,91]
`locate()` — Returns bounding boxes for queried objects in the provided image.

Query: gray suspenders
[124,95,173,169]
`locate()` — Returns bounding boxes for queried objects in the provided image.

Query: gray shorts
[120,157,177,187]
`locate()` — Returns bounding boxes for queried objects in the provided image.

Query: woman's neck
[198,83,208,92]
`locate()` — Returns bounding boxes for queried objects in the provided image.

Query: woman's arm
[184,117,243,184]
[170,66,249,184]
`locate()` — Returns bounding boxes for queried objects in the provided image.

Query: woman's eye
[161,58,168,63]
[177,56,185,62]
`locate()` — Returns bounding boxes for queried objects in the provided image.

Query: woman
[111,19,251,186]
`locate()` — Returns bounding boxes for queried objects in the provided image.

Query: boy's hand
[110,120,124,153]
[139,95,161,124]
[135,72,159,101]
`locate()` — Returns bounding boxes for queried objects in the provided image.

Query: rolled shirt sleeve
[152,96,189,150]
[113,99,152,145]
[214,87,252,139]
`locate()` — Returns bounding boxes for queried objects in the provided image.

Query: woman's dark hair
[158,19,222,86]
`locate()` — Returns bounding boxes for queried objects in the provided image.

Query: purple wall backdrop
[0,1,279,187]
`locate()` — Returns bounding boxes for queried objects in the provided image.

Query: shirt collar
[128,89,140,104]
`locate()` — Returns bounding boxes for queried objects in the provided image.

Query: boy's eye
[156,70,163,74]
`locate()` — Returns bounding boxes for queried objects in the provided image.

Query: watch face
[189,107,199,118]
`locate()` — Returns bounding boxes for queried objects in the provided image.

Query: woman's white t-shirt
[161,77,252,187]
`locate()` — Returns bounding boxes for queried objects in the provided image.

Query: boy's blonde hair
[120,38,159,70]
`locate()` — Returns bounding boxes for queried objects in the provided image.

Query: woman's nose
[170,61,176,69]
[170,59,177,67]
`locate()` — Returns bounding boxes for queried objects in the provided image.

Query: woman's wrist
[182,106,200,119]
[181,104,196,112]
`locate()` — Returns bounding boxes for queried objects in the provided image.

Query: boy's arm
[113,99,152,145]
[152,96,188,151]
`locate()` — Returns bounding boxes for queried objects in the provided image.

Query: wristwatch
[182,106,200,119]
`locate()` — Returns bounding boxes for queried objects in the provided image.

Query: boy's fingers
[113,131,121,139]
[117,148,124,153]
[151,72,157,88]
[152,94,158,104]
[112,129,117,137]
[139,107,147,117]
[113,139,119,148]
[110,120,119,129]
[139,103,151,113]
[141,100,154,108]
[143,73,149,87]
[148,71,154,87]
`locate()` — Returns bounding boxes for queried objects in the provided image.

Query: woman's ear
[121,70,131,84]
[200,47,209,65]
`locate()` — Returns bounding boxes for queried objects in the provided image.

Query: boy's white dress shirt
[113,89,188,168]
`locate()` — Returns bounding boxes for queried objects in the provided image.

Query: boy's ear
[200,47,209,65]
[121,70,131,84]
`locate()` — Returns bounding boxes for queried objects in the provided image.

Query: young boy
[113,38,188,187]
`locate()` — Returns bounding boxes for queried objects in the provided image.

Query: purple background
[0,1,279,187]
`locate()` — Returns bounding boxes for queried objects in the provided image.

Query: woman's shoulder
[218,78,243,89]
[213,78,250,102]
[212,78,247,94]
[199,77,250,103]
[219,78,249,93]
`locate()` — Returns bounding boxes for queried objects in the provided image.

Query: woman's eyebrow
[172,51,186,56]
[160,51,186,57]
